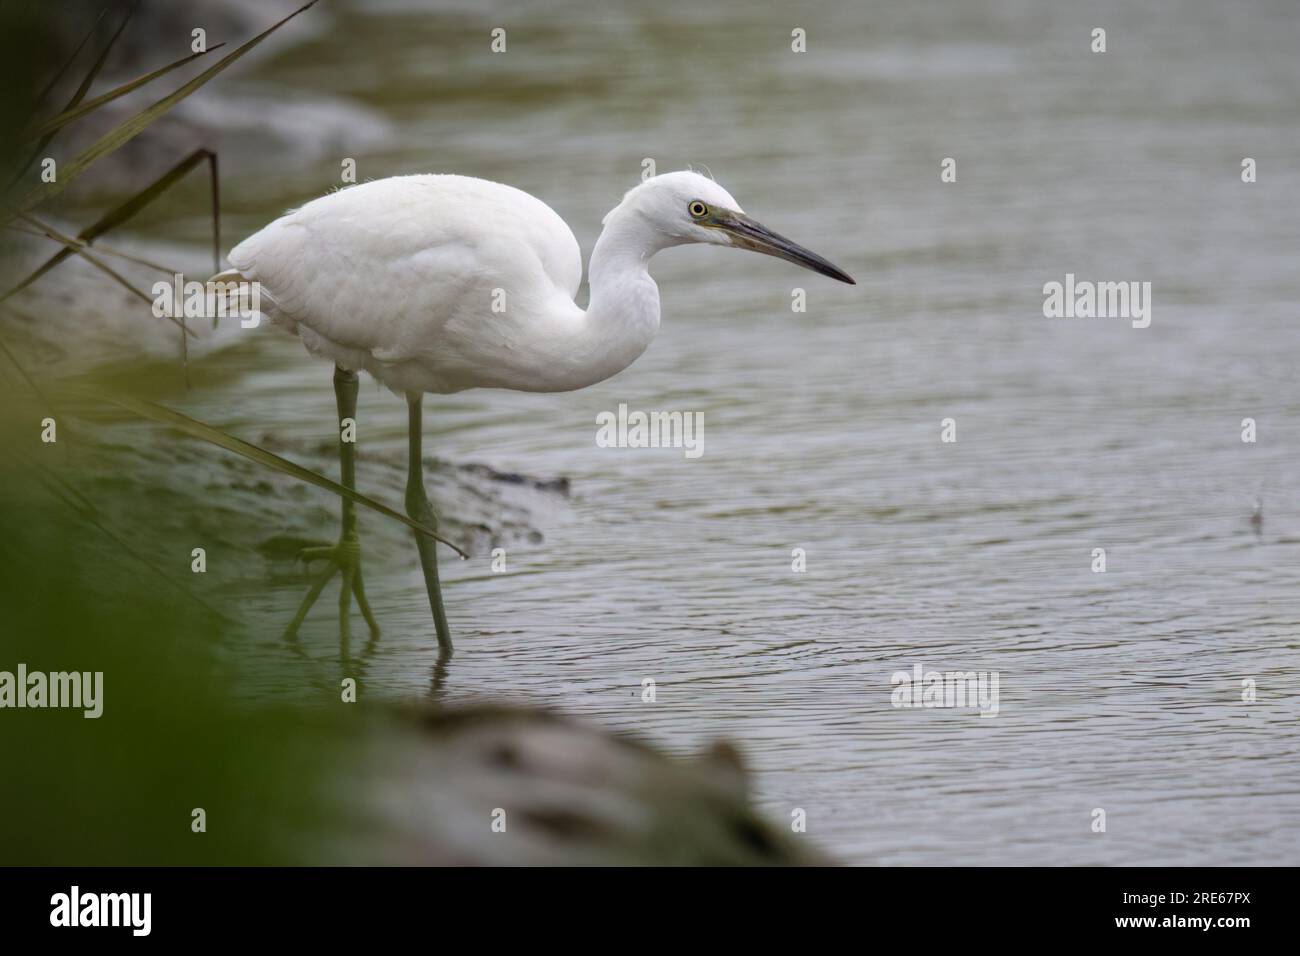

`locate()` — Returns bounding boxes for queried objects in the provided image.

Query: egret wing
[229,175,582,370]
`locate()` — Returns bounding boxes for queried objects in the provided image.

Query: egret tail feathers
[205,267,245,288]
[203,267,266,324]
[205,267,247,302]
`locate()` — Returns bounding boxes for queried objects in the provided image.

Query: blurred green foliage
[0,0,342,867]
[0,398,343,864]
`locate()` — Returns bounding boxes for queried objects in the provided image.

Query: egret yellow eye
[688,200,708,219]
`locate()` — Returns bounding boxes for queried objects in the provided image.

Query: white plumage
[219,170,853,651]
[230,175,582,393]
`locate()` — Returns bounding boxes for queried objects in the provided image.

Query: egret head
[608,170,855,284]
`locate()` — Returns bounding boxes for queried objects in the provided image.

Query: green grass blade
[75,147,213,241]
[0,326,48,402]
[26,44,228,139]
[5,2,137,192]
[207,151,221,277]
[8,213,194,338]
[12,212,150,307]
[3,223,177,278]
[1,148,211,302]
[64,3,139,111]
[65,388,468,558]
[10,0,318,216]
[27,8,109,121]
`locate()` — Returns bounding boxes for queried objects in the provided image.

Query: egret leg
[406,393,453,655]
[283,365,381,645]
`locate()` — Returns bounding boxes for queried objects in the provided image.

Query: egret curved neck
[578,211,666,384]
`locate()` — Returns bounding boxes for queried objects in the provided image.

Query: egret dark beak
[716,211,855,285]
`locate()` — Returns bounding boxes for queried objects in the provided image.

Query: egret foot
[283,532,381,643]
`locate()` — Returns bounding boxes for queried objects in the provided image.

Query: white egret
[214,170,854,653]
